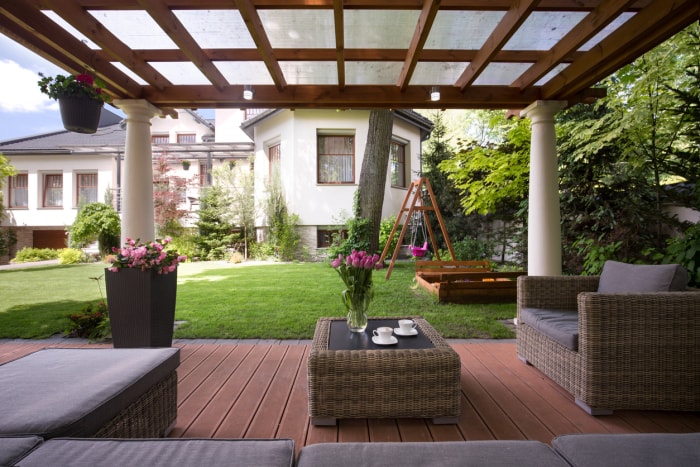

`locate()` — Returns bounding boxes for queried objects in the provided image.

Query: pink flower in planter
[107,237,186,274]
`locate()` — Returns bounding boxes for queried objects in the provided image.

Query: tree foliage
[69,202,121,254]
[212,161,257,258]
[195,185,237,260]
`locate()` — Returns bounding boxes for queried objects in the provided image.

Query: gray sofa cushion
[552,433,700,467]
[598,261,688,293]
[14,438,295,467]
[0,436,42,467]
[0,348,179,439]
[520,308,579,351]
[296,441,569,467]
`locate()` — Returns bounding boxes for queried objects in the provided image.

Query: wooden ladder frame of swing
[379,177,455,279]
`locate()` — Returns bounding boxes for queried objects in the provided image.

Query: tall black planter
[105,268,178,348]
[58,95,103,134]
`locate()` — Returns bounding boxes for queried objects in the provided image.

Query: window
[268,143,281,178]
[9,174,28,208]
[177,133,196,144]
[76,173,98,205]
[317,228,347,248]
[43,174,63,207]
[152,134,169,144]
[390,141,407,188]
[317,134,354,184]
[199,163,209,187]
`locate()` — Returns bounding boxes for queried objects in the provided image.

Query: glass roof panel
[174,10,255,48]
[110,63,148,85]
[88,11,177,50]
[473,63,532,85]
[214,62,275,85]
[42,11,100,49]
[535,63,569,86]
[345,61,404,85]
[345,10,419,49]
[259,10,335,49]
[503,11,588,50]
[149,62,211,85]
[580,12,635,51]
[410,62,470,85]
[280,61,337,85]
[425,11,506,49]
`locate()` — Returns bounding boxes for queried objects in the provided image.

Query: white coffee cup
[398,319,417,333]
[373,326,393,342]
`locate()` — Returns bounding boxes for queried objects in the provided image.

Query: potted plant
[38,72,111,134]
[182,160,191,170]
[105,237,187,347]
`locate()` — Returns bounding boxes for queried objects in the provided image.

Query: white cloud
[0,59,56,112]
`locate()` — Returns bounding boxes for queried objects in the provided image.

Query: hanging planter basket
[58,95,103,134]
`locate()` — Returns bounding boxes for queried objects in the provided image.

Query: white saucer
[394,327,418,336]
[372,336,398,345]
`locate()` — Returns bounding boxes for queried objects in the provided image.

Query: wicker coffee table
[307,316,461,426]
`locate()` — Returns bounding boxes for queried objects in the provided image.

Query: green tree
[68,202,121,254]
[439,113,530,264]
[195,185,237,260]
[264,169,300,261]
[212,161,257,259]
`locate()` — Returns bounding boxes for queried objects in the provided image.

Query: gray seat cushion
[520,308,579,351]
[552,433,700,467]
[14,438,295,467]
[0,348,179,439]
[296,441,569,467]
[0,436,42,467]
[598,261,688,292]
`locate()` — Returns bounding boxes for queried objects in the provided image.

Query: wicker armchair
[516,275,700,415]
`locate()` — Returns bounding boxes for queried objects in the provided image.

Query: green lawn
[0,261,516,340]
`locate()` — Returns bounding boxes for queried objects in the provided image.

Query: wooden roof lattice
[1,1,698,115]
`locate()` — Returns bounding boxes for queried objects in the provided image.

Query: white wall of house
[3,154,115,228]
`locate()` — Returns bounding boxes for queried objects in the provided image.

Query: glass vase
[343,288,372,332]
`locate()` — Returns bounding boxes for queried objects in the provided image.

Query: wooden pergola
[1,1,697,115]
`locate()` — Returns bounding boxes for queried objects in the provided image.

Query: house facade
[1,107,432,263]
[239,109,432,252]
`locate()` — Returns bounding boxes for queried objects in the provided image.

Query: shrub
[65,301,110,341]
[11,247,60,263]
[58,248,86,264]
[438,237,497,262]
[664,222,700,287]
[250,242,276,260]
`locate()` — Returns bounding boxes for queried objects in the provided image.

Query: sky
[0,34,215,143]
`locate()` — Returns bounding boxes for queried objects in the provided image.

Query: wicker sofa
[516,262,700,415]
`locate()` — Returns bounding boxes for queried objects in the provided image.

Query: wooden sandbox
[415,260,527,304]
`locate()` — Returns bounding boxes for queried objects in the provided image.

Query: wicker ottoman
[307,317,460,426]
[0,348,179,439]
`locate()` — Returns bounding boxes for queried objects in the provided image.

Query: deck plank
[1,340,697,446]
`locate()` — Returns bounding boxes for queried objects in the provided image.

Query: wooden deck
[1,340,698,456]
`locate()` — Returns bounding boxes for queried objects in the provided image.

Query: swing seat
[411,242,429,257]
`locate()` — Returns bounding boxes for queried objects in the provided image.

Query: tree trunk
[358,109,393,253]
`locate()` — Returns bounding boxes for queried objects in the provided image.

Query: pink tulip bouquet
[331,250,383,332]
[107,237,186,274]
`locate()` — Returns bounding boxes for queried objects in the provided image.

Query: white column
[113,99,161,244]
[520,100,566,276]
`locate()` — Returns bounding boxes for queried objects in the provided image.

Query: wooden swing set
[379,178,526,303]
